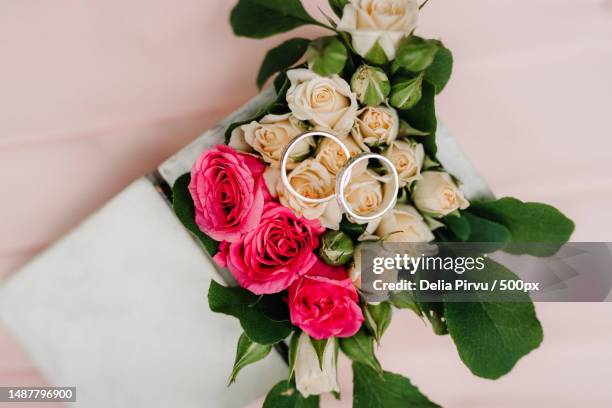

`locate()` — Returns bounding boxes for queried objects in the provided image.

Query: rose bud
[294,333,339,398]
[350,65,391,106]
[319,230,354,266]
[389,73,423,110]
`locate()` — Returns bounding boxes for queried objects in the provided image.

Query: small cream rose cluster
[229,64,468,241]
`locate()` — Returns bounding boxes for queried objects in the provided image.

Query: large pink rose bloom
[188,145,267,242]
[288,261,363,339]
[214,202,325,295]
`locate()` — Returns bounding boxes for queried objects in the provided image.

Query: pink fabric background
[1,0,611,406]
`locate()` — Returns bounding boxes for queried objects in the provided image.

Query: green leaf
[339,328,382,375]
[389,73,423,110]
[395,36,440,72]
[263,380,320,408]
[340,215,367,240]
[172,173,219,255]
[306,36,348,76]
[388,290,422,316]
[445,260,544,379]
[257,38,310,89]
[398,81,437,158]
[225,71,292,143]
[463,212,511,249]
[229,333,272,385]
[398,119,429,137]
[419,302,448,335]
[274,70,290,94]
[352,363,441,408]
[230,0,320,39]
[329,0,349,17]
[443,213,471,241]
[208,280,292,345]
[469,197,575,255]
[288,331,300,381]
[424,46,453,94]
[364,41,389,65]
[363,302,392,343]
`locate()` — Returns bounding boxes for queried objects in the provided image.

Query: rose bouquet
[171,0,575,406]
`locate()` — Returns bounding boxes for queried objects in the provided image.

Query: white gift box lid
[0,90,492,407]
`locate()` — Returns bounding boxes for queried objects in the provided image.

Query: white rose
[337,0,419,60]
[315,135,364,175]
[351,105,399,151]
[229,113,312,168]
[294,333,339,398]
[376,204,434,242]
[383,139,424,186]
[413,171,469,217]
[275,159,343,230]
[286,69,358,134]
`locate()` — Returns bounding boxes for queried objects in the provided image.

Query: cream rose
[384,139,424,186]
[413,171,469,217]
[343,169,384,217]
[315,135,363,175]
[342,168,397,236]
[286,69,358,134]
[229,113,312,168]
[351,105,399,151]
[275,159,343,230]
[294,332,339,397]
[376,204,434,242]
[337,0,419,61]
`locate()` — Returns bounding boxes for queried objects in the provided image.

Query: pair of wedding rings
[280,131,399,222]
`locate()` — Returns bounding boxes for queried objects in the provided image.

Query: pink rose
[288,261,364,339]
[188,145,267,242]
[214,202,325,295]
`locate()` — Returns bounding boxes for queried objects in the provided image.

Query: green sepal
[288,331,300,381]
[363,302,392,343]
[364,41,389,65]
[309,337,329,370]
[339,328,383,375]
